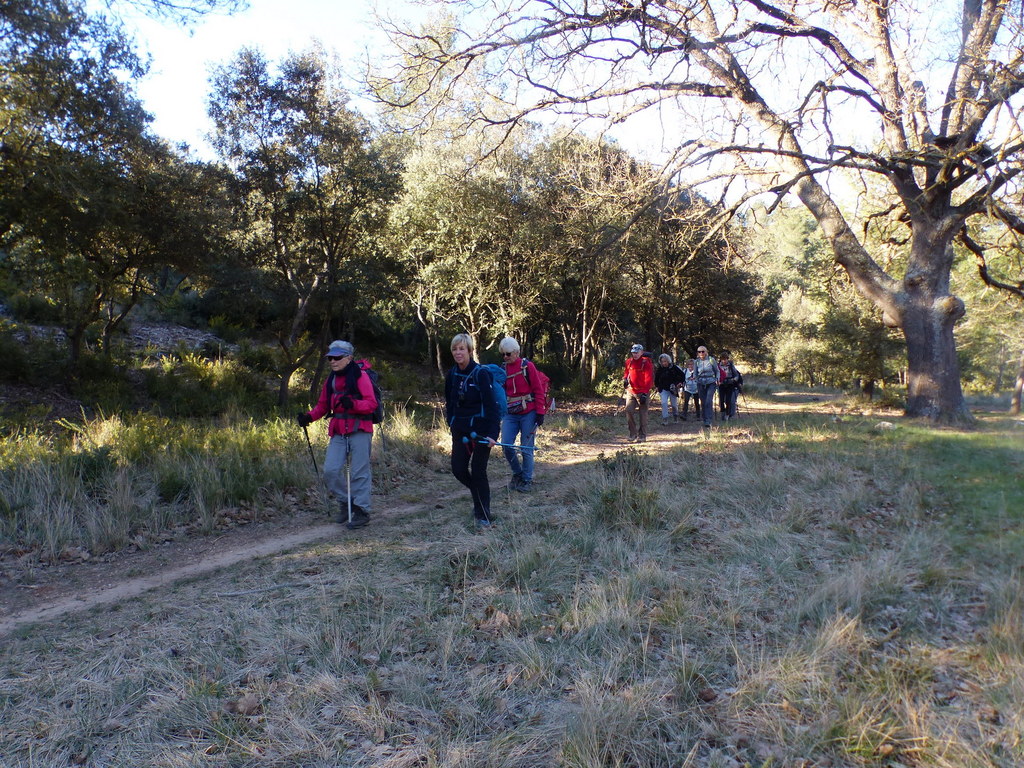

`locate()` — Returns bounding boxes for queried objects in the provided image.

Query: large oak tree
[378,0,1024,421]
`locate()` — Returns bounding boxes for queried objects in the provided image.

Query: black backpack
[327,361,385,424]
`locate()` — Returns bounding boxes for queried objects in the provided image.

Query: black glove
[339,395,354,410]
[296,412,312,428]
[638,393,648,405]
[535,414,545,427]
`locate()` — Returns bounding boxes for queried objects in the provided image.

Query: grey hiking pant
[324,431,372,511]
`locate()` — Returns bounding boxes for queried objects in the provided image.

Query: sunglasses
[327,355,347,361]
[502,352,515,357]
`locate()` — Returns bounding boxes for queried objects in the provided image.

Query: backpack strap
[326,367,364,419]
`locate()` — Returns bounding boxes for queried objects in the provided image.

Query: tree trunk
[278,364,299,408]
[900,300,971,421]
[1011,348,1024,415]
[435,340,445,376]
[994,342,1006,393]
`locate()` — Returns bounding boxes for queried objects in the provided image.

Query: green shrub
[72,355,135,411]
[207,315,245,344]
[143,353,271,417]
[236,340,278,374]
[5,292,61,323]
[0,327,32,383]
[594,372,627,397]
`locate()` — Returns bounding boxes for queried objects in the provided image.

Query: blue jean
[502,410,537,483]
[697,382,718,426]
[659,390,678,419]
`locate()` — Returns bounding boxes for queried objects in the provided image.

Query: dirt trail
[0,524,340,637]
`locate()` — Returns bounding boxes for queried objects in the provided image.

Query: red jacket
[624,355,654,395]
[503,358,547,416]
[308,363,377,436]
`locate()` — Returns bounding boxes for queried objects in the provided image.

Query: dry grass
[1,406,1022,767]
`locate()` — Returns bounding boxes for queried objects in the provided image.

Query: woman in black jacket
[445,333,501,528]
[654,353,686,425]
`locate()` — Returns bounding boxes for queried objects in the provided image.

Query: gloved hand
[296,412,312,428]
[339,395,354,410]
[535,414,545,427]
[638,393,648,405]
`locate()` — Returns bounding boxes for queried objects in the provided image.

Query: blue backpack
[476,363,508,420]
[448,363,508,424]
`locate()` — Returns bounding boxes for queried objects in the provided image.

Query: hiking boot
[516,481,533,493]
[661,418,669,426]
[346,504,370,529]
[475,514,495,529]
[507,474,523,490]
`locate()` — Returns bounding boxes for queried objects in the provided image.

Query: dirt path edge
[0,524,339,637]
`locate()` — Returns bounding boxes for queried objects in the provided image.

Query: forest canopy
[1,0,1022,415]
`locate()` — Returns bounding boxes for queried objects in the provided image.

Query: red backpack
[523,358,555,412]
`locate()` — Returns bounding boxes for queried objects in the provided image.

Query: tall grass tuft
[1,414,317,559]
[586,449,664,529]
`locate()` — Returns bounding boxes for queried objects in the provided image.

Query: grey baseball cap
[326,340,354,357]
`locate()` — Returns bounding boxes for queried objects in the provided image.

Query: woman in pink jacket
[499,336,547,492]
[298,340,377,529]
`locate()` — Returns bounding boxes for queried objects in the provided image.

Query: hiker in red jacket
[623,343,655,443]
[499,336,547,493]
[297,340,377,529]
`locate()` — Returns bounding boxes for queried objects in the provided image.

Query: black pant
[719,383,738,418]
[451,431,493,520]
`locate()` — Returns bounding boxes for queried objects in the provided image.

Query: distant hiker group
[627,343,743,438]
[297,336,740,531]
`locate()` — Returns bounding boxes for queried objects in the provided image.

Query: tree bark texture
[1011,349,1024,416]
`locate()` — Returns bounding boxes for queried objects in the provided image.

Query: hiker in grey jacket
[693,346,719,428]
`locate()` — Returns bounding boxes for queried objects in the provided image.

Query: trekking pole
[377,404,387,457]
[464,433,540,452]
[302,424,319,476]
[345,434,353,526]
[303,422,334,518]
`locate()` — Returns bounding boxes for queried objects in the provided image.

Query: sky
[115,0,398,158]
[110,0,671,164]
